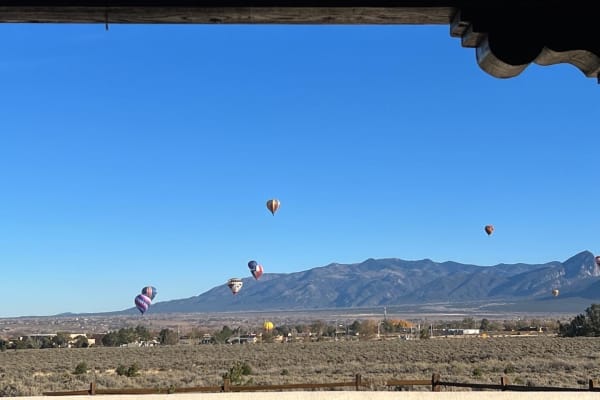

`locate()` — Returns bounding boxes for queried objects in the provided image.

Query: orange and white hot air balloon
[266,199,280,216]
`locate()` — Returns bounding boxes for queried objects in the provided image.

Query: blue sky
[0,23,598,317]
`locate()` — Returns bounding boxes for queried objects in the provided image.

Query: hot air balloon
[596,256,600,267]
[135,294,152,314]
[484,225,494,236]
[266,199,280,216]
[141,286,157,301]
[248,260,264,280]
[552,289,560,297]
[227,278,243,295]
[263,321,274,332]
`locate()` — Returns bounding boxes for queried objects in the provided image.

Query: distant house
[227,334,258,344]
[201,334,213,344]
[443,329,480,336]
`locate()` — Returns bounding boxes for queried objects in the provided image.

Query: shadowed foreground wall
[9,392,600,400]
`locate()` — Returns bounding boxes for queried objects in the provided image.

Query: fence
[42,374,599,396]
[388,374,599,392]
[43,375,368,396]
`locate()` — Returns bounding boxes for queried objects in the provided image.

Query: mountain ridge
[129,250,600,315]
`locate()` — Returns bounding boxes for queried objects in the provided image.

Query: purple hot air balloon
[135,294,152,314]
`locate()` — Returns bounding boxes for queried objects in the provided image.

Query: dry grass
[1,337,599,396]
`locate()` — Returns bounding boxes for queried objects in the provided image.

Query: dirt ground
[1,336,599,396]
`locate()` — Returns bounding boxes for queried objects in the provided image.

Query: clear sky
[0,23,598,317]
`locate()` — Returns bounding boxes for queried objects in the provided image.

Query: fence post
[223,377,230,392]
[355,374,362,391]
[589,379,594,391]
[501,376,509,390]
[432,373,441,392]
[89,382,96,395]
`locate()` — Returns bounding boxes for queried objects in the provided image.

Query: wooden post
[223,377,230,392]
[89,382,96,395]
[589,379,594,390]
[501,376,509,390]
[355,374,362,391]
[432,373,441,392]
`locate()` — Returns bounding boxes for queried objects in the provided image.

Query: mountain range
[125,250,600,315]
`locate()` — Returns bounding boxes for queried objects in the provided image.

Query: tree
[480,318,490,331]
[72,335,89,348]
[159,328,179,345]
[309,320,327,337]
[358,320,378,339]
[461,317,477,329]
[214,326,233,344]
[349,320,361,335]
[101,331,120,347]
[53,332,70,348]
[135,325,152,341]
[560,304,600,337]
[586,304,600,332]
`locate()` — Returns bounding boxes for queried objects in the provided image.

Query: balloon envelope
[596,256,600,267]
[484,225,494,235]
[251,264,264,280]
[552,289,559,297]
[135,294,152,314]
[227,278,243,295]
[248,260,264,280]
[263,321,274,331]
[141,286,157,300]
[266,199,280,216]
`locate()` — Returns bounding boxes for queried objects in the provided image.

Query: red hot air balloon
[484,225,494,236]
[266,199,280,216]
[248,260,264,280]
[253,265,264,280]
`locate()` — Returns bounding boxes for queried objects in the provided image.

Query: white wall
[10,392,599,400]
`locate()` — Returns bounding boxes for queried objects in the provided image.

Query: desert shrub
[73,362,88,375]
[116,363,140,377]
[0,384,21,397]
[472,367,483,377]
[504,364,516,374]
[223,361,253,385]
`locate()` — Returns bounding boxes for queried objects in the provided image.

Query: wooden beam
[0,6,456,24]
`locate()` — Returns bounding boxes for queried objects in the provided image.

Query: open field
[1,337,599,396]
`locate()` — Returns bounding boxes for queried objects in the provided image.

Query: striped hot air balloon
[135,294,152,314]
[227,278,243,295]
[266,199,280,216]
[141,286,157,301]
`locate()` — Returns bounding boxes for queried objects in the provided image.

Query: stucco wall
[9,392,599,400]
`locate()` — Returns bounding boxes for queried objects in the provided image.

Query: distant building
[444,328,480,336]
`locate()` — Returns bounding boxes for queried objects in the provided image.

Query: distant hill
[125,250,600,315]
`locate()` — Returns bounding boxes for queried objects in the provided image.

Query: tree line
[559,303,600,337]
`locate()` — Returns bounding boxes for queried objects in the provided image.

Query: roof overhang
[0,1,598,82]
